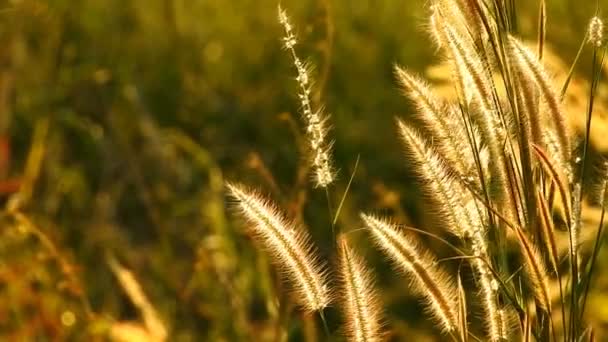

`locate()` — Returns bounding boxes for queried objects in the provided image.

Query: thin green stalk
[400,226,467,256]
[579,179,608,323]
[332,154,360,227]
[537,0,546,60]
[558,269,567,341]
[560,33,588,100]
[325,187,335,238]
[572,45,605,339]
[318,310,330,337]
[578,46,606,203]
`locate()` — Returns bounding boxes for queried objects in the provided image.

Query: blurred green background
[1,0,607,341]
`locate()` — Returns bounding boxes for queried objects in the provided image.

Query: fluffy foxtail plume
[361,214,459,334]
[395,119,464,233]
[507,38,575,191]
[397,121,504,341]
[513,227,552,312]
[227,183,330,311]
[454,0,484,37]
[396,119,485,238]
[278,6,335,188]
[394,66,478,176]
[431,7,515,223]
[436,0,485,43]
[508,35,571,177]
[509,48,543,148]
[338,235,383,342]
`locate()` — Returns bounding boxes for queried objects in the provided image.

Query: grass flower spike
[227,183,330,311]
[338,235,383,342]
[278,6,335,188]
[361,214,459,334]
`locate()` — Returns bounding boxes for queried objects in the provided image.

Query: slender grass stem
[571,45,605,340]
[579,179,608,323]
[318,310,330,337]
[325,187,335,238]
[560,33,588,100]
[332,155,360,227]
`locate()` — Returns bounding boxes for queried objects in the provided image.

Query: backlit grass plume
[396,117,506,340]
[361,214,459,334]
[227,183,330,311]
[223,1,608,341]
[385,0,607,340]
[508,35,572,178]
[394,66,482,178]
[278,6,335,188]
[338,235,383,342]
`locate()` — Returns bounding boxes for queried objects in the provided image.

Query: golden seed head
[338,236,383,342]
[227,183,331,311]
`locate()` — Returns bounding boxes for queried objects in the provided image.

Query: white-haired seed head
[338,235,384,342]
[227,182,331,311]
[361,213,459,334]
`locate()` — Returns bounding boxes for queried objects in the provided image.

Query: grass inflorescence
[226,1,608,341]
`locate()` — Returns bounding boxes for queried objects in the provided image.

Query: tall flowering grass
[278,6,335,188]
[227,1,608,341]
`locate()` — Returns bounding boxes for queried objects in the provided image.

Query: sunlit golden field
[3,1,608,341]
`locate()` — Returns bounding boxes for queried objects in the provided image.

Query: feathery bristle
[396,120,467,235]
[542,129,572,183]
[454,0,484,39]
[514,227,552,311]
[440,19,502,145]
[433,8,515,219]
[433,0,484,44]
[510,67,541,233]
[509,49,543,148]
[456,273,468,342]
[278,6,335,188]
[227,183,330,311]
[508,35,571,172]
[338,235,384,342]
[571,184,582,257]
[472,254,506,341]
[396,120,486,235]
[396,121,506,339]
[428,5,445,48]
[361,214,459,333]
[394,66,479,177]
[459,194,505,341]
[434,7,492,108]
